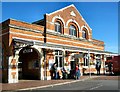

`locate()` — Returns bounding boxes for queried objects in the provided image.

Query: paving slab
[1,76,98,91]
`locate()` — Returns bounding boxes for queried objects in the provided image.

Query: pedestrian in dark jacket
[96,62,101,75]
[108,62,112,75]
[51,63,58,79]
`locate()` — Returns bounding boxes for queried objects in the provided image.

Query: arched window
[69,25,77,37]
[55,21,62,33]
[82,30,87,39]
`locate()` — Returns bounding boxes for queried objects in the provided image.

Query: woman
[75,65,80,80]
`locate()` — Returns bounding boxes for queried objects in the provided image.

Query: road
[17,76,119,92]
[35,80,118,90]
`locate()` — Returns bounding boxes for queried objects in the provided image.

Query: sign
[74,54,83,58]
[23,48,33,54]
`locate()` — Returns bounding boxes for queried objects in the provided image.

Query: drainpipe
[44,14,47,80]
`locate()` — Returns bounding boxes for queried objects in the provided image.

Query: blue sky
[1,2,118,53]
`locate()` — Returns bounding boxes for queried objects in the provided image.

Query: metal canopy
[13,38,34,51]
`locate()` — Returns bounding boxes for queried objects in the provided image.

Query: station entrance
[18,47,41,80]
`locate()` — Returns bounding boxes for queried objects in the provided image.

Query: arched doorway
[18,46,41,80]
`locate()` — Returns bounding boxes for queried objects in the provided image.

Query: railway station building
[1,4,115,83]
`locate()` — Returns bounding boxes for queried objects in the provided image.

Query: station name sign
[23,48,33,54]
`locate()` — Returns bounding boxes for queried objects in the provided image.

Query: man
[51,63,58,79]
[96,61,101,75]
[108,62,112,75]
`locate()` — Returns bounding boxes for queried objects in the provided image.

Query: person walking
[96,61,101,75]
[108,62,112,75]
[51,63,58,79]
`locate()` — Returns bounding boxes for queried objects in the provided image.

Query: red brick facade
[1,4,112,83]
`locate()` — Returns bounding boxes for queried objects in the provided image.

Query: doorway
[18,47,41,80]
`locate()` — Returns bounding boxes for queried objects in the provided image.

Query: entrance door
[19,47,41,80]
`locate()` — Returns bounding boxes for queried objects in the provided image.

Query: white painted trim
[64,26,68,28]
[9,24,43,34]
[12,37,106,55]
[47,4,92,30]
[72,5,92,30]
[10,31,104,53]
[46,29,61,34]
[70,11,76,17]
[46,21,54,25]
[46,21,67,29]
[47,4,74,16]
[81,25,90,35]
[46,29,54,32]
[88,39,92,41]
[10,30,103,51]
[47,76,51,80]
[52,16,65,27]
[12,37,44,43]
[66,19,81,31]
[46,41,104,53]
[46,36,94,47]
[83,66,89,68]
[47,30,101,47]
[8,56,18,83]
[64,33,69,35]
[37,45,64,51]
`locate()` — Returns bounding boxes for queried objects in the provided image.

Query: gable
[46,4,92,34]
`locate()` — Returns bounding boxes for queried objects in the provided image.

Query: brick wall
[45,5,104,51]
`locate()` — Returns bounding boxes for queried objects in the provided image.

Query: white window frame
[69,25,77,37]
[82,30,86,39]
[54,50,64,68]
[55,21,61,33]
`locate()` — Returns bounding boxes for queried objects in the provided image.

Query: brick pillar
[8,52,19,83]
[103,54,106,75]
[100,54,104,74]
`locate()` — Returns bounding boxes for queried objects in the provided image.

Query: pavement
[1,76,98,91]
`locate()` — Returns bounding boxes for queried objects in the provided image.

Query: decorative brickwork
[1,4,114,83]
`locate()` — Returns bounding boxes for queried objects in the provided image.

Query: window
[55,50,63,68]
[82,30,87,39]
[55,21,61,33]
[69,25,77,37]
[84,54,89,66]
